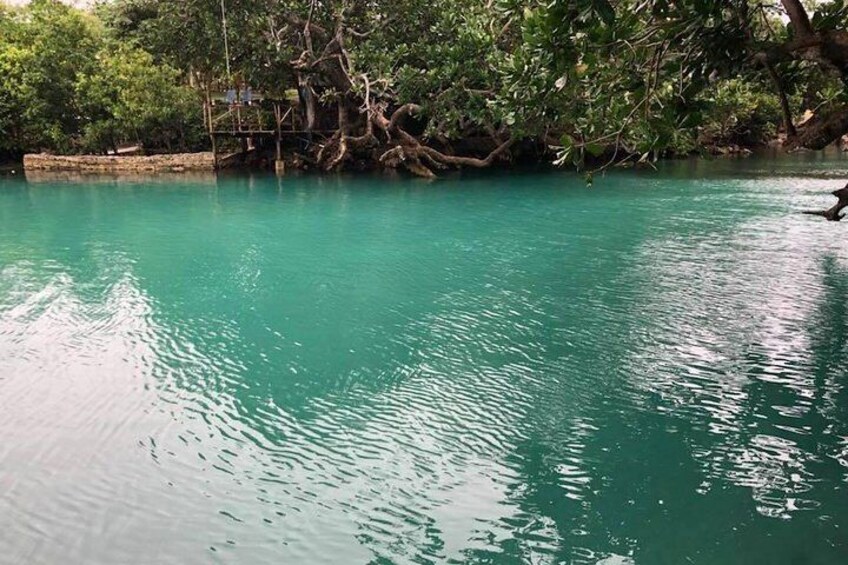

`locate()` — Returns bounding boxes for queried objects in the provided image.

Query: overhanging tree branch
[780,0,813,37]
[804,184,848,221]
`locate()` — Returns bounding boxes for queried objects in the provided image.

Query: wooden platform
[204,96,296,169]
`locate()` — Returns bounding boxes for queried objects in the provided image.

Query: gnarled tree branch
[792,105,848,150]
[804,184,848,221]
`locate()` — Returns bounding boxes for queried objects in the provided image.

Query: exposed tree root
[370,104,513,177]
[274,6,516,178]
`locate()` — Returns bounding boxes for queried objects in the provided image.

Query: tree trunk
[792,106,848,150]
[780,0,814,37]
[758,2,848,154]
[298,76,317,132]
[759,57,797,138]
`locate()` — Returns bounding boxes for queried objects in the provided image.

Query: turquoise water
[2,156,848,564]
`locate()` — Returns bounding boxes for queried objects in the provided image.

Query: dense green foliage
[1,0,846,171]
[75,45,203,153]
[0,0,203,158]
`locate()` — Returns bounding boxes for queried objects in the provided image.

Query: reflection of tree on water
[725,254,848,522]
[603,217,848,561]
[23,170,218,186]
[138,182,848,562]
[107,175,618,563]
[808,256,848,403]
[805,256,848,485]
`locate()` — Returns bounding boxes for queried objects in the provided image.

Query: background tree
[0,0,206,157]
[76,45,205,153]
[520,0,848,171]
[0,0,100,156]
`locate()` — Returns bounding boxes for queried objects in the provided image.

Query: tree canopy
[1,0,846,175]
[0,0,203,158]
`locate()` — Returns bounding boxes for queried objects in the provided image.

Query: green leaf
[584,142,605,157]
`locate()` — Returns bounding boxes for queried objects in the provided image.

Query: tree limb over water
[804,184,848,222]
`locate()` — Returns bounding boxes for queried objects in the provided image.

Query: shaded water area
[2,154,848,564]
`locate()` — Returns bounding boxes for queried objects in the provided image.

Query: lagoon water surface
[2,156,848,564]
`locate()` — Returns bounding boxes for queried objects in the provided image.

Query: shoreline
[11,143,846,178]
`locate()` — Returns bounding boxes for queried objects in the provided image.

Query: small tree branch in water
[804,184,848,221]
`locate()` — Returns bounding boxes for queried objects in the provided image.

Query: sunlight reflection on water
[2,155,848,564]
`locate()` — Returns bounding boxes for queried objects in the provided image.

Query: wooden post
[210,133,218,170]
[205,96,219,171]
[274,102,284,176]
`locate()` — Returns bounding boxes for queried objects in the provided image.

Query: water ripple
[3,158,848,563]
